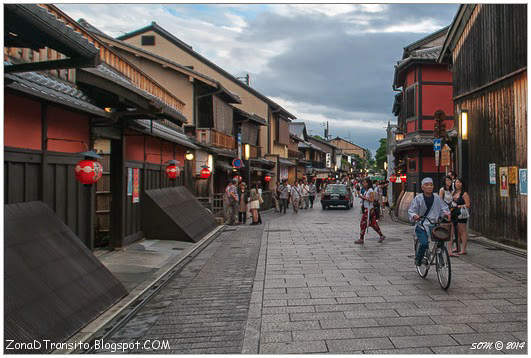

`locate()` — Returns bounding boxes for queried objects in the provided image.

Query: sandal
[458,251,467,255]
[452,249,459,253]
[449,253,460,257]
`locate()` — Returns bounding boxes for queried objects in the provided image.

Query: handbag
[458,206,469,220]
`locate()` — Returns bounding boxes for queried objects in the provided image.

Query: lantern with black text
[165,160,181,180]
[264,175,272,182]
[200,165,211,179]
[75,151,103,185]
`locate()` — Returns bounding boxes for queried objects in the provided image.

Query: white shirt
[361,188,374,209]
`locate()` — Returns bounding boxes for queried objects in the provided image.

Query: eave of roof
[133,120,199,149]
[5,67,109,118]
[5,4,99,60]
[438,5,475,63]
[233,107,267,125]
[117,22,296,119]
[402,26,450,58]
[79,64,187,124]
[329,137,367,151]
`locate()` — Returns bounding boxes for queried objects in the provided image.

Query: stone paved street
[244,198,527,354]
[102,198,526,354]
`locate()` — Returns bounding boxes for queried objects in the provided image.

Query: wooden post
[110,127,126,248]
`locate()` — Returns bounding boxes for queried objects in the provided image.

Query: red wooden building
[392,27,455,202]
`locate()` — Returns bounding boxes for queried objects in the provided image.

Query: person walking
[290,181,301,214]
[373,182,381,221]
[301,180,310,209]
[355,178,385,244]
[308,180,317,208]
[278,179,290,214]
[439,176,458,256]
[224,178,239,225]
[452,178,471,255]
[249,183,261,225]
[272,181,280,213]
[238,182,249,224]
[380,181,389,218]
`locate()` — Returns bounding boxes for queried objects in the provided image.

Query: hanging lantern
[389,174,397,183]
[165,160,181,180]
[400,173,407,182]
[264,175,272,182]
[200,165,211,179]
[75,151,103,185]
[234,175,242,183]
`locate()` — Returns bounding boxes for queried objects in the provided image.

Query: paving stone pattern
[98,198,527,354]
[97,223,264,354]
[244,199,527,354]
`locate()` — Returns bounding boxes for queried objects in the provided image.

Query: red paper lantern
[75,159,103,185]
[400,173,407,182]
[389,174,397,183]
[264,175,272,182]
[200,166,211,179]
[166,165,180,179]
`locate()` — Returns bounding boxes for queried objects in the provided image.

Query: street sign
[232,158,243,168]
[433,138,442,151]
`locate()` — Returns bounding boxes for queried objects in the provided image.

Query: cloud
[57,3,458,154]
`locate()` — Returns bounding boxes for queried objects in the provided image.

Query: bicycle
[414,216,452,290]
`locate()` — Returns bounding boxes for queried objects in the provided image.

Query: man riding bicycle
[408,178,451,266]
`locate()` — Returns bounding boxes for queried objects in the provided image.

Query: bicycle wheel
[436,245,452,290]
[414,239,429,278]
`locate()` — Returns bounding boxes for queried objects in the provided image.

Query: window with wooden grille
[405,86,416,119]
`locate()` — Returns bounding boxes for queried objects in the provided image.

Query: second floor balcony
[197,128,235,150]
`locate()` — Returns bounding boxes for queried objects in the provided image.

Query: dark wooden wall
[5,147,92,247]
[456,73,527,246]
[453,4,527,97]
[453,5,527,246]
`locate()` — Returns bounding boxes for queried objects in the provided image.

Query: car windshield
[325,185,348,194]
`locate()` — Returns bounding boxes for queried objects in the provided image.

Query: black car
[321,184,353,210]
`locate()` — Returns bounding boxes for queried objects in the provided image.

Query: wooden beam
[4,56,100,73]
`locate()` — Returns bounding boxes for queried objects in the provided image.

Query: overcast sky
[58,3,458,155]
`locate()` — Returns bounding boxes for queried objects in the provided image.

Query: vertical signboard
[132,168,140,203]
[508,166,518,185]
[519,169,527,195]
[489,163,496,184]
[499,166,509,198]
[127,168,133,196]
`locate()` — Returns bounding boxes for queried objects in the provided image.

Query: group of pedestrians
[273,179,317,214]
[439,172,471,256]
[224,178,263,226]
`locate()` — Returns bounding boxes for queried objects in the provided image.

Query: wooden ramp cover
[4,201,127,353]
[142,186,218,242]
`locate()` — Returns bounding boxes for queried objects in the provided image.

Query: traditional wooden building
[328,137,368,161]
[391,27,456,219]
[438,4,527,246]
[116,22,296,190]
[5,5,200,250]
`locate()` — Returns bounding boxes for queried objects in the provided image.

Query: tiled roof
[5,63,108,117]
[84,64,187,123]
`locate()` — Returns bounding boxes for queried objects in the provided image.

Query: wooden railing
[248,144,261,159]
[34,5,186,113]
[196,128,235,150]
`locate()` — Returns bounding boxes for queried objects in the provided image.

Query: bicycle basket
[432,223,451,241]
